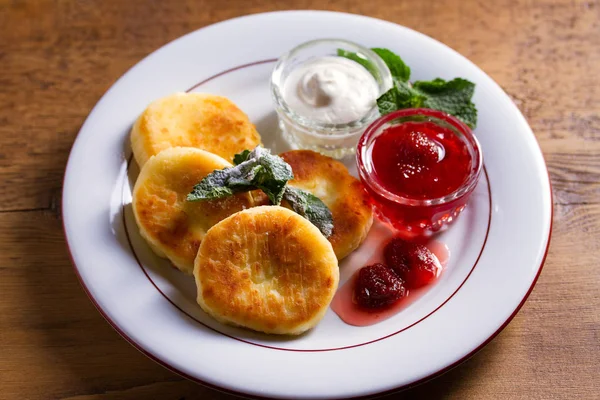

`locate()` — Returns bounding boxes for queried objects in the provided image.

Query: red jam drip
[371,121,472,199]
[330,239,450,327]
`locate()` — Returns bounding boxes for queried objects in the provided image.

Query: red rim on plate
[62,12,553,398]
[63,57,553,398]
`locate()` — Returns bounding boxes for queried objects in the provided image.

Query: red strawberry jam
[354,263,406,309]
[357,109,482,236]
[384,238,441,289]
[331,229,450,327]
[371,123,470,199]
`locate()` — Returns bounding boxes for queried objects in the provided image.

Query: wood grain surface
[0,0,598,399]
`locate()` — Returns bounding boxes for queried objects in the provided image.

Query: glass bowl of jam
[356,108,482,236]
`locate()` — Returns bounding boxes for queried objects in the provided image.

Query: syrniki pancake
[280,150,373,260]
[132,147,255,274]
[131,93,261,166]
[194,206,339,335]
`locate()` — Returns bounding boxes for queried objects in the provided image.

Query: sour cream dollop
[282,56,379,125]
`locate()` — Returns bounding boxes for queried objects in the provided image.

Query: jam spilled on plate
[331,238,449,326]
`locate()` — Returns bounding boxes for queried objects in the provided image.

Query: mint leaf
[187,146,335,237]
[376,78,477,128]
[337,46,478,128]
[336,49,378,76]
[248,149,293,205]
[371,48,410,82]
[377,81,427,115]
[337,47,410,82]
[337,46,478,126]
[233,149,251,165]
[376,89,400,116]
[413,78,477,128]
[283,187,333,238]
[187,146,292,205]
[452,101,477,129]
[186,169,239,200]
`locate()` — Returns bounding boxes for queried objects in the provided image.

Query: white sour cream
[282,56,379,125]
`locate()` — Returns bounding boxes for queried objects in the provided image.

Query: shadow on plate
[255,110,292,154]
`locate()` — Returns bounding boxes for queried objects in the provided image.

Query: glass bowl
[356,108,482,237]
[271,39,393,159]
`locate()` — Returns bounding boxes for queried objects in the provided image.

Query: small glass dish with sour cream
[271,39,393,159]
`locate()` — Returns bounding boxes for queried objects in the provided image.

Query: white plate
[63,10,552,399]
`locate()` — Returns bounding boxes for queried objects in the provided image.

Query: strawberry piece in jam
[384,238,441,289]
[397,131,440,166]
[370,121,471,199]
[354,263,406,309]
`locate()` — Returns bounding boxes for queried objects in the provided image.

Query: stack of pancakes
[131,92,372,334]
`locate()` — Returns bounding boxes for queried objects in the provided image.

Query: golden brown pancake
[131,93,261,166]
[280,150,373,260]
[132,147,256,274]
[194,206,339,335]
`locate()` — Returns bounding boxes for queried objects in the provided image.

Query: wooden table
[1,0,598,399]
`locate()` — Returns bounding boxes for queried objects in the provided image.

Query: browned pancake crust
[133,147,255,274]
[194,206,339,335]
[280,150,373,260]
[131,93,261,166]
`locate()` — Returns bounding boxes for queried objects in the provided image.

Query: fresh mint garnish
[187,147,334,237]
[282,187,333,238]
[412,78,477,128]
[232,149,251,165]
[338,47,410,83]
[187,146,292,205]
[186,168,239,200]
[371,48,411,82]
[378,78,477,128]
[338,47,477,128]
[376,81,425,114]
[336,49,378,76]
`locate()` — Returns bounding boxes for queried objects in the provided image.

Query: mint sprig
[412,78,477,127]
[371,48,411,82]
[232,149,251,165]
[188,146,292,205]
[338,47,477,128]
[282,187,333,238]
[187,147,334,237]
[336,49,378,76]
[378,78,478,128]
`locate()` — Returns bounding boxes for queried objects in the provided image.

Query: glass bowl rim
[356,108,483,206]
[270,38,393,136]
